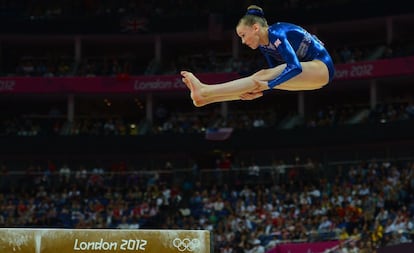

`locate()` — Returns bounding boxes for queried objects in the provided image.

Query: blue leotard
[259,22,335,89]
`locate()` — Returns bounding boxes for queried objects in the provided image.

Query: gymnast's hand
[240,91,264,100]
[239,79,267,100]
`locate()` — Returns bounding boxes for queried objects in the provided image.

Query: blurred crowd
[0,0,376,19]
[1,2,413,253]
[1,99,414,137]
[1,0,411,78]
[9,41,414,78]
[0,157,413,252]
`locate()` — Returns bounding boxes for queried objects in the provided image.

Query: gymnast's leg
[181,60,329,107]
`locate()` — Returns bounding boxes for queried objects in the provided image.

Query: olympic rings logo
[172,238,201,252]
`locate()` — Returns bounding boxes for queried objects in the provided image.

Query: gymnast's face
[236,23,261,49]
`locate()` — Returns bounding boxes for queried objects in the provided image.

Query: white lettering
[334,69,349,79]
[74,238,147,251]
[173,78,185,88]
[0,80,15,91]
[73,238,117,251]
[133,78,186,90]
[335,64,374,80]
[350,64,373,77]
[139,240,147,250]
[134,79,173,90]
[120,239,147,251]
[127,240,135,250]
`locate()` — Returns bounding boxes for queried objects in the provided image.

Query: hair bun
[246,8,264,18]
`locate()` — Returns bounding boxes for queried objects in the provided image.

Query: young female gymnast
[181,5,335,107]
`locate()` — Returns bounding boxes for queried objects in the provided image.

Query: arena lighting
[0,228,212,253]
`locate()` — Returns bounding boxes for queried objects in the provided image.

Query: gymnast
[181,5,335,107]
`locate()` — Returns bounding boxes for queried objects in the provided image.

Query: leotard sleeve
[267,28,303,89]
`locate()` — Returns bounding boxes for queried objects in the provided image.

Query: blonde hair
[238,5,268,27]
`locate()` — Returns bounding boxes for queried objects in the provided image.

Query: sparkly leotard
[259,22,335,89]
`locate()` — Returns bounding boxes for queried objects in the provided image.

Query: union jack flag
[274,38,282,48]
[121,16,148,33]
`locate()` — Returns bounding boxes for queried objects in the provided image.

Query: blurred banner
[267,240,340,253]
[333,56,414,80]
[1,56,414,94]
[0,73,239,93]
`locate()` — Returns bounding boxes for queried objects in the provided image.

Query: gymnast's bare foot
[180,71,207,107]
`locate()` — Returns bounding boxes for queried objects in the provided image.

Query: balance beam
[0,228,212,253]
